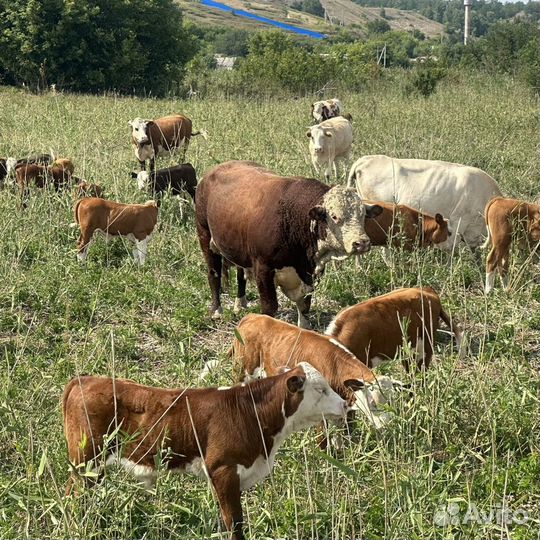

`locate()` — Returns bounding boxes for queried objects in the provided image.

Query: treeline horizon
[0,0,538,97]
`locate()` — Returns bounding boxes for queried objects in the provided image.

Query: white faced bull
[310,186,383,274]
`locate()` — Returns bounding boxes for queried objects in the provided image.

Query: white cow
[347,155,503,247]
[311,98,343,123]
[307,117,353,181]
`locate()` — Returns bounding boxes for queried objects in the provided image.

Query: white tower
[464,0,472,45]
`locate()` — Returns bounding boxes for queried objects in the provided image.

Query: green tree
[0,0,197,95]
[366,19,391,34]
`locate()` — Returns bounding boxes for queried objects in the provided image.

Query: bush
[366,19,392,34]
[405,66,447,97]
[0,0,196,95]
[291,0,325,17]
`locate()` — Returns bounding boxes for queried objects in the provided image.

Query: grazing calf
[484,197,540,293]
[131,163,197,201]
[16,163,73,207]
[196,161,381,328]
[307,116,353,180]
[365,201,453,252]
[231,314,406,429]
[326,287,462,371]
[74,198,158,265]
[311,98,343,123]
[63,365,346,540]
[74,181,103,199]
[129,114,205,172]
[348,155,502,247]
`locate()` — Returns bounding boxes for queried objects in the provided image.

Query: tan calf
[326,287,462,371]
[365,201,452,251]
[231,313,406,429]
[484,197,540,293]
[74,198,158,265]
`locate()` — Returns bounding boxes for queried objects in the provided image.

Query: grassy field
[0,72,538,539]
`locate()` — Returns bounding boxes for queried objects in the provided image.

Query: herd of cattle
[2,98,539,540]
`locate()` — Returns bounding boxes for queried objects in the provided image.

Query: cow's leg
[149,157,155,174]
[324,159,333,181]
[234,267,248,313]
[296,294,312,329]
[133,235,149,266]
[198,224,223,318]
[77,231,93,262]
[138,160,146,172]
[211,467,244,540]
[485,244,499,294]
[254,262,278,317]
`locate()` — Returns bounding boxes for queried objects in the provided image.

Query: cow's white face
[135,171,148,190]
[347,375,407,429]
[129,118,150,144]
[307,125,331,154]
[310,187,382,261]
[287,362,347,430]
[6,157,17,175]
[311,102,326,123]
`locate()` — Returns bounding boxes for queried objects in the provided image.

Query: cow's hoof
[298,314,312,330]
[210,307,223,319]
[233,296,248,313]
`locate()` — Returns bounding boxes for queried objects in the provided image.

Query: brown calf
[484,197,540,293]
[74,181,103,199]
[326,287,462,371]
[364,201,452,251]
[63,366,346,540]
[231,314,406,430]
[16,162,73,207]
[74,198,158,265]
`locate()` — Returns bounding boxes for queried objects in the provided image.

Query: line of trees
[0,0,537,97]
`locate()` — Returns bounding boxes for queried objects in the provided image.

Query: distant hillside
[178,0,445,38]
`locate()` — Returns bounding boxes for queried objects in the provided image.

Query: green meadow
[0,71,538,539]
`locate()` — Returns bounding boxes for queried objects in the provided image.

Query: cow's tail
[192,129,208,141]
[71,199,84,227]
[481,197,497,249]
[62,376,84,419]
[440,308,465,358]
[481,225,492,250]
[347,164,357,189]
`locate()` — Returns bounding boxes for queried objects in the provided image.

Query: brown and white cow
[311,98,343,123]
[129,114,205,172]
[230,314,406,430]
[63,364,346,540]
[364,201,453,252]
[196,161,382,328]
[484,197,540,293]
[73,198,158,265]
[16,162,73,207]
[326,287,462,371]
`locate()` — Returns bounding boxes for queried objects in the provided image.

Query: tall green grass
[0,72,538,539]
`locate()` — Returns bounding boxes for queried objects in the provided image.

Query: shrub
[405,66,447,97]
[0,0,196,95]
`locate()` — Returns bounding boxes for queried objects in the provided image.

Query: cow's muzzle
[352,239,371,254]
